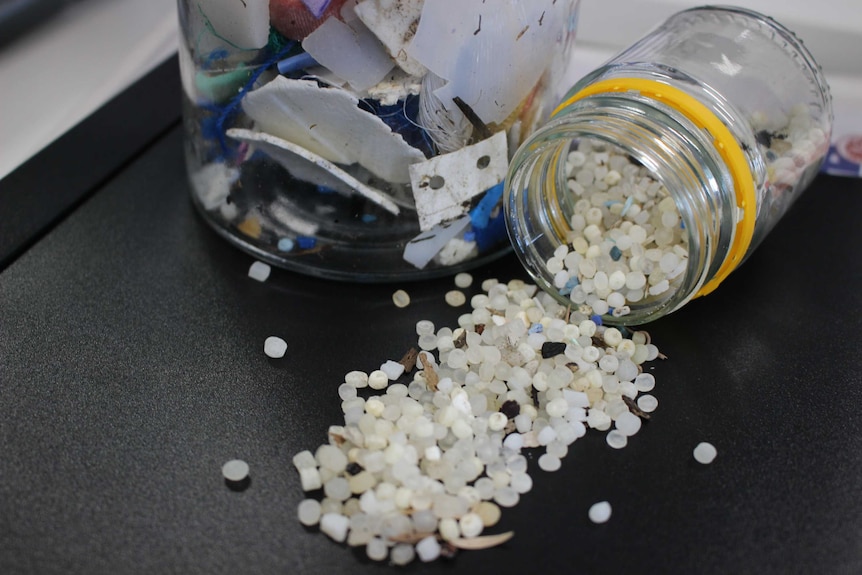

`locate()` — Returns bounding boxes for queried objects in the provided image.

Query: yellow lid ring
[553,78,756,298]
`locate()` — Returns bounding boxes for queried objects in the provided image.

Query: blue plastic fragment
[277,51,318,75]
[361,214,377,223]
[591,314,603,326]
[202,49,229,69]
[297,236,317,249]
[277,237,295,252]
[565,276,580,289]
[473,210,507,252]
[620,196,635,217]
[680,220,686,229]
[560,287,572,296]
[463,231,476,242]
[610,246,622,261]
[470,181,505,230]
[528,323,544,334]
[316,185,338,194]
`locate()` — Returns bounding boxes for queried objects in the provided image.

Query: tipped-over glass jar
[177,0,579,281]
[505,6,832,325]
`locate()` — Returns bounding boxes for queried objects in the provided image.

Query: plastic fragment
[264,336,288,359]
[240,77,425,184]
[409,132,508,231]
[248,261,271,282]
[227,128,401,215]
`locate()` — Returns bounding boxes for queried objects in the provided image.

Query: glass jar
[505,6,832,325]
[177,0,580,281]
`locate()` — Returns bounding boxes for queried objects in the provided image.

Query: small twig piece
[622,395,651,420]
[453,97,492,140]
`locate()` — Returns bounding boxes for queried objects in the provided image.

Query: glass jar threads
[177,0,580,281]
[505,6,832,324]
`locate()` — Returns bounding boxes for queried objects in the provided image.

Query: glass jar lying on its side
[177,0,580,281]
[505,6,832,325]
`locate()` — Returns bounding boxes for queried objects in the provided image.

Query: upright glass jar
[505,6,832,324]
[177,0,579,281]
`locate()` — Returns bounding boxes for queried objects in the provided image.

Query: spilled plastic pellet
[292,276,666,563]
[264,336,288,358]
[588,501,612,524]
[693,442,718,464]
[248,261,271,282]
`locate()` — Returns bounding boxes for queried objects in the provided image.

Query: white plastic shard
[403,215,471,269]
[241,77,426,183]
[407,0,568,125]
[354,0,427,77]
[190,162,239,210]
[409,131,508,231]
[194,0,271,50]
[302,15,395,92]
[227,128,401,215]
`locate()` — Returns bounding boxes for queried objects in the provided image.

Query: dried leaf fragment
[399,347,419,372]
[419,354,439,391]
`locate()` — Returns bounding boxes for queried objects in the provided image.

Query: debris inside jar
[182,0,576,274]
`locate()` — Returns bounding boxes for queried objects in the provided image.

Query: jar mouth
[505,95,736,325]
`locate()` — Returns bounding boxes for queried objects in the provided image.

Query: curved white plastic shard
[193,0,271,50]
[241,77,426,183]
[409,131,508,231]
[406,0,568,124]
[403,215,471,270]
[227,128,401,215]
[302,15,395,92]
[354,0,427,77]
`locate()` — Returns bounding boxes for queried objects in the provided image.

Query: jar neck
[505,93,739,324]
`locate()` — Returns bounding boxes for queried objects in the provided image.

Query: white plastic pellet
[292,450,316,470]
[538,453,561,472]
[637,394,658,413]
[368,370,389,390]
[634,372,656,392]
[615,412,642,436]
[297,499,322,526]
[693,442,718,464]
[222,459,249,482]
[345,370,368,388]
[392,289,411,308]
[445,290,467,307]
[264,336,287,358]
[416,535,441,562]
[320,513,350,542]
[588,501,612,524]
[510,472,533,494]
[454,272,473,288]
[493,486,520,507]
[248,261,271,282]
[380,360,406,380]
[390,543,416,566]
[606,430,628,449]
[366,537,388,561]
[458,513,484,538]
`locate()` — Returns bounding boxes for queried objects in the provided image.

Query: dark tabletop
[1,57,861,575]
